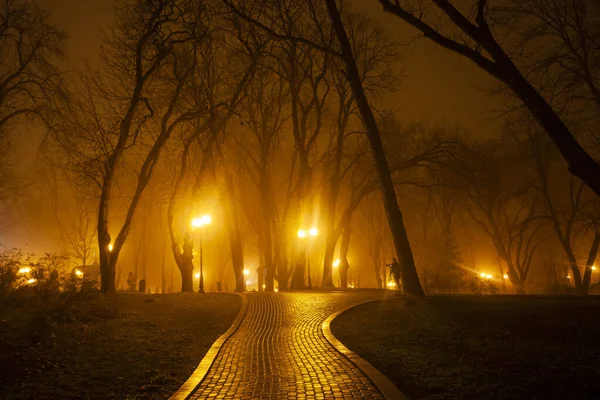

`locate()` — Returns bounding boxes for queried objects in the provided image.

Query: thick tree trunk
[512,278,526,295]
[322,231,337,287]
[259,177,275,292]
[582,232,600,295]
[98,186,115,293]
[321,118,346,288]
[564,250,584,292]
[291,252,307,290]
[339,226,352,289]
[325,0,424,297]
[290,167,308,290]
[273,233,288,290]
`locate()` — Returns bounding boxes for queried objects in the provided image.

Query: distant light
[274,288,279,292]
[486,274,493,279]
[246,280,251,285]
[566,275,572,279]
[27,278,36,284]
[387,281,396,288]
[18,267,31,274]
[503,274,509,279]
[75,270,83,277]
[333,259,340,268]
[309,227,318,236]
[243,269,249,276]
[592,266,597,271]
[195,272,200,279]
[108,243,113,252]
[480,272,486,278]
[297,229,306,239]
[348,284,354,289]
[262,284,266,289]
[191,215,211,228]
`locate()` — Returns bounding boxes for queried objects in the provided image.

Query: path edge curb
[169,293,248,400]
[322,298,408,400]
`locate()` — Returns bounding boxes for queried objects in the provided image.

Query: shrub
[0,249,99,347]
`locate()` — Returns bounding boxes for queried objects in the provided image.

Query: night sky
[34,0,503,136]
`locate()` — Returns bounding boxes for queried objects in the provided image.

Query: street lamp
[191,214,211,293]
[298,227,318,290]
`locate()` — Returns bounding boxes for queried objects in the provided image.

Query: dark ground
[331,295,600,400]
[0,293,241,399]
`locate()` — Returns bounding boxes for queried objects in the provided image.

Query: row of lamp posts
[188,219,342,292]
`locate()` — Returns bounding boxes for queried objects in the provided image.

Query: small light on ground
[503,274,509,279]
[274,288,279,292]
[27,278,36,284]
[480,272,486,278]
[18,267,31,274]
[486,274,493,279]
[567,275,572,279]
[75,270,83,276]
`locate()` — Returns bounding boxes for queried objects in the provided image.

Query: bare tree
[52,0,209,292]
[0,0,65,136]
[376,0,600,199]
[0,0,66,217]
[519,124,600,293]
[455,139,548,293]
[233,64,289,292]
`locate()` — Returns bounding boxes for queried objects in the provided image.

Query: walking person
[388,258,401,290]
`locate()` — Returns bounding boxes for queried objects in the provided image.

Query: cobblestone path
[188,292,386,400]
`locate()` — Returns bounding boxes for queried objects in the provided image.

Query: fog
[3,0,600,296]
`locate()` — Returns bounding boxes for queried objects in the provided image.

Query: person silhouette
[389,258,401,290]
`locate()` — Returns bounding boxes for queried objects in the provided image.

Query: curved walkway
[184,292,394,399]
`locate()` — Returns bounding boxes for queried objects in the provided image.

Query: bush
[0,249,99,348]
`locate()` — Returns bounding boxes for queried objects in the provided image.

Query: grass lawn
[331,295,600,400]
[0,293,241,399]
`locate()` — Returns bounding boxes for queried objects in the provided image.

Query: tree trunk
[290,167,308,290]
[582,232,600,295]
[273,232,288,290]
[259,176,275,292]
[339,226,352,289]
[512,278,526,295]
[322,231,337,287]
[564,249,584,292]
[325,0,424,297]
[98,187,115,293]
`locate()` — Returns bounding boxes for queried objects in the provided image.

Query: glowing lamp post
[191,215,211,293]
[298,227,318,290]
